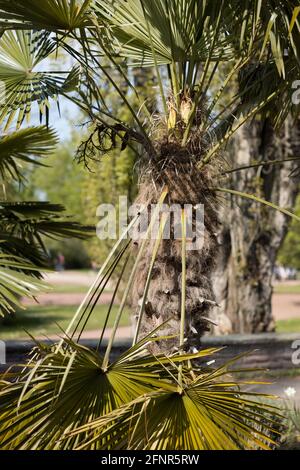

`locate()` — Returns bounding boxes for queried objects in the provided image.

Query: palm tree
[0,0,299,450]
[63,0,300,347]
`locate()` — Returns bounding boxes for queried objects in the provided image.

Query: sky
[44,97,79,142]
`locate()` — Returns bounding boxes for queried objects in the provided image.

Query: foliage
[0,0,93,31]
[20,122,136,269]
[0,255,47,316]
[21,136,93,269]
[0,336,282,450]
[279,400,300,449]
[0,127,58,182]
[23,138,83,213]
[0,200,93,315]
[0,122,92,313]
[81,138,136,267]
[0,30,79,129]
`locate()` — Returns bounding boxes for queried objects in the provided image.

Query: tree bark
[132,145,219,354]
[211,118,300,334]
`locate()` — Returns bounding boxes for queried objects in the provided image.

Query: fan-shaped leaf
[0,126,58,181]
[0,0,92,31]
[0,30,79,128]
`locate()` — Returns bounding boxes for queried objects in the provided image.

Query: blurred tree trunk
[211,118,300,334]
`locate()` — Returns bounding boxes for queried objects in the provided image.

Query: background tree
[212,118,300,334]
[21,135,93,269]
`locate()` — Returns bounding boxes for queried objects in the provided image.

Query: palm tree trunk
[131,144,219,353]
[211,118,300,334]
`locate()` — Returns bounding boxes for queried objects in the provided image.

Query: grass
[0,304,130,341]
[274,284,300,294]
[276,318,300,333]
[50,284,93,294]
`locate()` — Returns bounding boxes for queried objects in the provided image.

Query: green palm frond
[0,201,93,315]
[0,335,179,449]
[0,232,48,271]
[227,0,300,78]
[64,0,300,150]
[0,335,282,450]
[0,201,66,218]
[0,254,48,316]
[0,30,80,128]
[0,0,93,31]
[0,201,94,279]
[230,57,300,130]
[94,1,300,68]
[71,387,281,450]
[95,0,238,66]
[0,201,94,248]
[0,126,58,181]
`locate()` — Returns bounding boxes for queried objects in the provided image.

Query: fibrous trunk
[131,140,219,353]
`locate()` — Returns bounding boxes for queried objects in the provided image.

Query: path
[44,270,97,286]
[27,290,299,321]
[273,293,300,320]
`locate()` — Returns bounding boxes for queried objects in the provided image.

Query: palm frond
[71,387,281,450]
[0,201,94,281]
[95,0,238,67]
[0,0,92,31]
[0,199,93,314]
[0,335,282,450]
[0,126,58,181]
[0,254,48,316]
[0,30,79,128]
[0,201,94,249]
[0,335,177,449]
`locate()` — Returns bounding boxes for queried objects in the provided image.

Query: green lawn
[276,318,300,333]
[274,284,300,294]
[50,284,90,294]
[0,304,130,340]
[45,283,113,295]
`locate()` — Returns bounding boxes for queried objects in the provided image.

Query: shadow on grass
[0,304,130,340]
[0,306,67,331]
